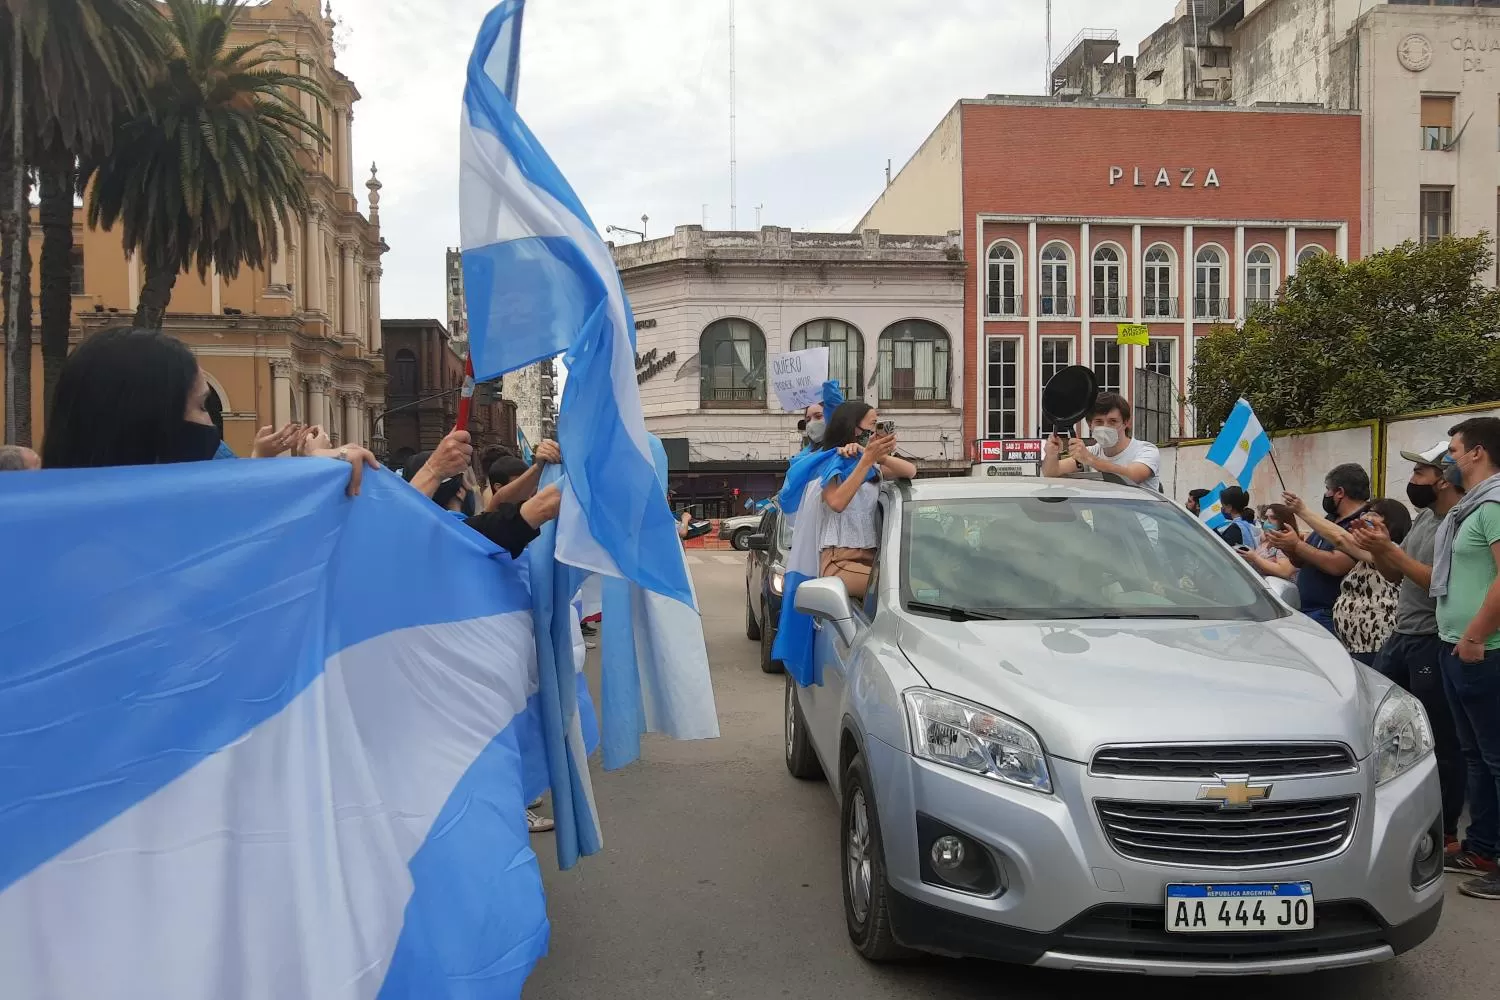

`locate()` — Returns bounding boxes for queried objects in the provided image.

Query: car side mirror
[1264,575,1301,611]
[747,533,771,551]
[795,577,858,646]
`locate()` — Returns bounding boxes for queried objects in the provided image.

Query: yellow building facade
[3,0,386,457]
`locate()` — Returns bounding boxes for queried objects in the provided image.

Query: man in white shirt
[1042,392,1162,492]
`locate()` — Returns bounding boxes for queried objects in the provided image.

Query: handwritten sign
[769,347,829,412]
[1116,323,1150,347]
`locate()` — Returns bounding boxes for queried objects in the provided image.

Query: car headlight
[771,570,785,596]
[1372,685,1434,786]
[904,689,1052,793]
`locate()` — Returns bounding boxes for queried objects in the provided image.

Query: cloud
[336,0,1171,320]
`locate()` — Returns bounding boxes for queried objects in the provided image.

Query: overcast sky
[336,0,1172,321]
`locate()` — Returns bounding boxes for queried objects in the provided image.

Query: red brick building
[859,97,1362,451]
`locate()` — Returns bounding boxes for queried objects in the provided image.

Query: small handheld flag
[517,425,534,465]
[1206,398,1272,489]
[1198,483,1230,531]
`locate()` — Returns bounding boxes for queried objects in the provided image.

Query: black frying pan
[1041,365,1099,438]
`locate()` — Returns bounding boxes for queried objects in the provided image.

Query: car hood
[895,615,1384,763]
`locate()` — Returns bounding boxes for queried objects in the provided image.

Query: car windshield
[900,495,1282,622]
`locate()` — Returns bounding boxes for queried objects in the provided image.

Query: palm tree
[2,0,163,438]
[82,0,325,330]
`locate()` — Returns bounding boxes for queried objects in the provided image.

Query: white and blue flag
[517,424,534,465]
[1206,398,1272,489]
[1198,483,1231,531]
[459,1,717,867]
[0,460,552,999]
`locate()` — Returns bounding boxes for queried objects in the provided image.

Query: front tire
[841,753,911,962]
[745,591,762,641]
[731,528,753,551]
[784,674,823,780]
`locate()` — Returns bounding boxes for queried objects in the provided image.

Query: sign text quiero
[1109,166,1221,189]
[769,347,830,412]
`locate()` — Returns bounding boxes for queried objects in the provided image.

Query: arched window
[877,320,950,407]
[986,241,1021,316]
[700,318,766,407]
[1144,244,1176,318]
[791,319,863,395]
[1297,245,1325,267]
[1194,246,1226,319]
[1091,244,1124,318]
[1040,243,1073,317]
[1246,246,1277,310]
[392,348,418,397]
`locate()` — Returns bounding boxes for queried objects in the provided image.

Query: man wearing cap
[1352,441,1468,857]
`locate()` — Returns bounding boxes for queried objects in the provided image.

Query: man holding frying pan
[1042,391,1163,493]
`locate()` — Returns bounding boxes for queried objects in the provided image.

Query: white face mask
[1091,425,1121,450]
[804,420,826,445]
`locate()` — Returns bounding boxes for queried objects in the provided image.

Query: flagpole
[1267,442,1288,493]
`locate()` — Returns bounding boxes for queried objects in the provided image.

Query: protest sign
[1115,323,1150,347]
[769,347,830,411]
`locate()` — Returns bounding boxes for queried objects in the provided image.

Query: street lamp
[606,215,649,241]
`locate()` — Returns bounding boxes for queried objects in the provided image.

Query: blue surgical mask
[1444,461,1465,488]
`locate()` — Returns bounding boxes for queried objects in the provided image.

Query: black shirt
[463,503,541,559]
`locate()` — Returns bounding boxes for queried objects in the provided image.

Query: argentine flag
[0,460,550,999]
[1199,483,1231,531]
[1206,398,1272,489]
[459,1,716,867]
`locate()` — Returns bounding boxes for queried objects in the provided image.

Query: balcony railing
[986,294,1022,317]
[701,387,765,408]
[1243,295,1274,315]
[1039,295,1076,318]
[1194,297,1231,321]
[1143,296,1180,319]
[1091,295,1126,318]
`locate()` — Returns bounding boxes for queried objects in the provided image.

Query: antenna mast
[1045,0,1052,94]
[729,0,737,231]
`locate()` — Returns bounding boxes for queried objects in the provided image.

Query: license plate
[1165,883,1314,933]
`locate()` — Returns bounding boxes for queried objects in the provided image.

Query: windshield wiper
[906,601,1013,622]
[1045,611,1204,620]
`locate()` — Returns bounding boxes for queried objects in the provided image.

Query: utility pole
[729,0,738,231]
[1044,0,1052,96]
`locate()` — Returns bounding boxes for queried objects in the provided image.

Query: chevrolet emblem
[1197,775,1272,810]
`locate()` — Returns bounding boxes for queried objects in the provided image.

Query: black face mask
[165,420,223,464]
[1321,493,1341,517]
[856,429,874,446]
[1406,481,1438,510]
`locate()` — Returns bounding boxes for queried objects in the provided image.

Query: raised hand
[252,422,304,458]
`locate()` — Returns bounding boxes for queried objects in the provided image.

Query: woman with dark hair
[42,327,377,491]
[814,401,917,599]
[1240,503,1299,580]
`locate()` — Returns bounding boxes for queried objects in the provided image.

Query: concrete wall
[1384,405,1500,496]
[856,106,963,235]
[1231,0,1337,106]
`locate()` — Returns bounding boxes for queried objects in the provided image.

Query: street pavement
[524,553,1500,1000]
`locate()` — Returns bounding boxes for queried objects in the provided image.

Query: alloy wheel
[847,788,872,924]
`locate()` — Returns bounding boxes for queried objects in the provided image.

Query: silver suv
[784,477,1444,976]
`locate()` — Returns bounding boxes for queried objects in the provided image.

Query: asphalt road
[524,554,1500,1000]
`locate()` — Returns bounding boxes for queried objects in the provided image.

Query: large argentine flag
[459,2,716,869]
[0,460,550,998]
[1206,398,1272,489]
[459,0,690,606]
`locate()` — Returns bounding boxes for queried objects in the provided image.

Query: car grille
[1096,797,1359,868]
[1091,743,1357,779]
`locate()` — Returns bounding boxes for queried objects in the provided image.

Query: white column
[271,361,293,427]
[341,243,358,337]
[1131,224,1143,322]
[304,213,322,312]
[370,267,383,352]
[1285,225,1298,278]
[1183,225,1195,438]
[128,250,142,311]
[1233,225,1245,323]
[344,394,362,448]
[311,376,329,431]
[342,110,356,192]
[1336,224,1349,261]
[1079,224,1091,384]
[1026,221,1039,436]
[332,109,344,190]
[973,217,985,452]
[210,260,222,315]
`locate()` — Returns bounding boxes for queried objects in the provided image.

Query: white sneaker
[527,809,555,834]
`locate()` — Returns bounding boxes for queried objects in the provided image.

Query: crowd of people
[1188,421,1500,902]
